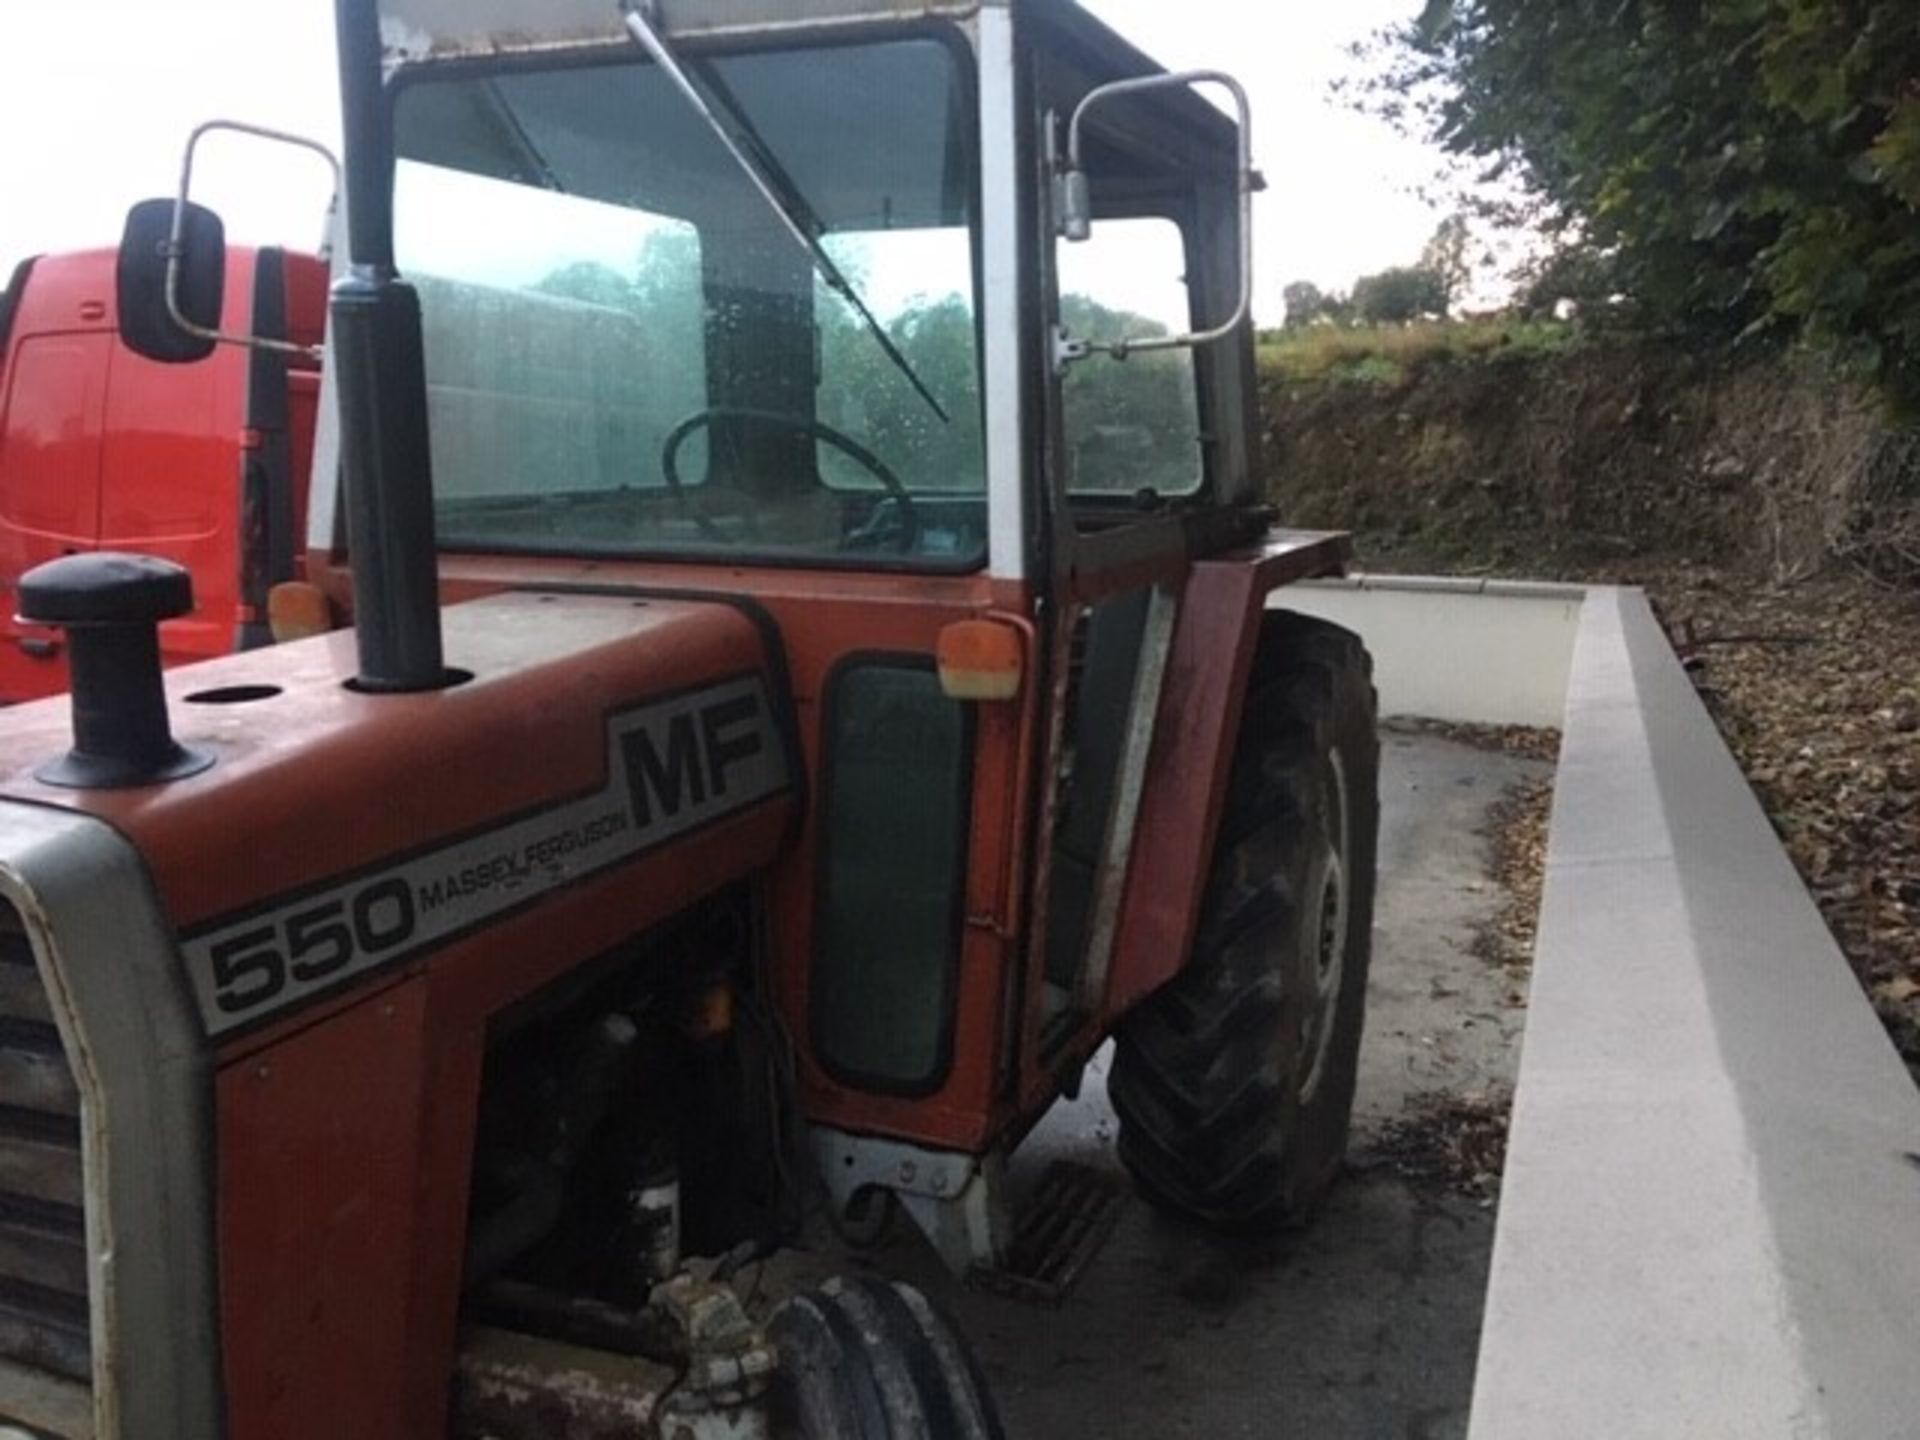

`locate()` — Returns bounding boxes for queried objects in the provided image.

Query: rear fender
[1101,529,1349,1016]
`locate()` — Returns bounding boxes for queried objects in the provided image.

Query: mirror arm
[1052,70,1257,371]
[165,119,342,362]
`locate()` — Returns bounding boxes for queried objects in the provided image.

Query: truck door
[0,262,112,698]
[0,334,109,555]
[0,250,268,698]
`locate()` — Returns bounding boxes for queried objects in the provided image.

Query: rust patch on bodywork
[451,1325,671,1438]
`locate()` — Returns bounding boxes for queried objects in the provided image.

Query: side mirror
[1051,70,1257,371]
[118,119,340,367]
[116,198,226,364]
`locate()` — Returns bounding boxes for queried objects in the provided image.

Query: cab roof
[380,0,1158,84]
[384,1,979,61]
[377,0,1234,150]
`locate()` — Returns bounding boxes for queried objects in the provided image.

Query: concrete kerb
[1272,577,1920,1436]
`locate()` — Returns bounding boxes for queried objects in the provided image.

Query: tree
[1351,266,1450,325]
[1283,280,1330,329]
[818,290,984,492]
[1376,0,1920,408]
[1419,214,1471,313]
[1058,294,1205,493]
[1512,244,1621,321]
[532,261,636,310]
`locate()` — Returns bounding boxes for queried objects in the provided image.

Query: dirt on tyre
[1110,610,1379,1231]
[767,1275,1006,1439]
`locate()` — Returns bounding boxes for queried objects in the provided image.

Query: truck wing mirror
[1051,71,1258,372]
[117,199,226,364]
[119,119,340,366]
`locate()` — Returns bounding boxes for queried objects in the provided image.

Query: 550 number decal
[180,675,792,1038]
[207,879,416,1015]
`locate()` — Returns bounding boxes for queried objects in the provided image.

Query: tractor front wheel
[1110,611,1379,1230]
[768,1276,1005,1440]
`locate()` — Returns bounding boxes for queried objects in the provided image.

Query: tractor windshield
[390,34,985,568]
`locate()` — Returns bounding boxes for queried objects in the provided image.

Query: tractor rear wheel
[1109,611,1379,1230]
[767,1276,1005,1440]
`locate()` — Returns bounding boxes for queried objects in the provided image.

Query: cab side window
[1058,215,1203,505]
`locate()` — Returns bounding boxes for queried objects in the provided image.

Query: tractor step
[967,1161,1126,1306]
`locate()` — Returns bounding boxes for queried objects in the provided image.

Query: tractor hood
[0,591,798,1045]
[378,0,989,66]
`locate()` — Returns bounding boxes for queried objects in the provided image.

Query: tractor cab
[288,0,1346,1251]
[351,0,1264,575]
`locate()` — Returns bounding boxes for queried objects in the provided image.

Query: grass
[1257,317,1579,386]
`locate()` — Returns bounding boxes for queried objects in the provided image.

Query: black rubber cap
[19,552,194,627]
[17,552,212,790]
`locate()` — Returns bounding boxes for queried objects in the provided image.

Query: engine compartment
[450,886,804,1435]
[462,887,792,1319]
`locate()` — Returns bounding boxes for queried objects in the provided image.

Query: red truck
[0,243,327,700]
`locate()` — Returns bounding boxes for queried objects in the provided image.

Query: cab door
[1014,54,1255,1108]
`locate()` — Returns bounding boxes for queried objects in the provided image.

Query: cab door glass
[815,227,985,559]
[1057,216,1203,506]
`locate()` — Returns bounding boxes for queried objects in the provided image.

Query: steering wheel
[660,408,920,553]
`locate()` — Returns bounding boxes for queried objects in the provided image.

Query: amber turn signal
[267,582,334,643]
[937,618,1024,702]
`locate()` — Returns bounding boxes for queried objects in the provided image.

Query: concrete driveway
[880,726,1551,1439]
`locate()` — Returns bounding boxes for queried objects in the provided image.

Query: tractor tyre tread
[767,1277,1005,1440]
[1109,610,1379,1232]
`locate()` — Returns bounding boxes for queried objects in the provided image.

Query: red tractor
[0,1,1377,1436]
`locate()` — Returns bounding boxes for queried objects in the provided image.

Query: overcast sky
[0,1,1446,321]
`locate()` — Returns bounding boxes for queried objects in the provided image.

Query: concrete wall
[1277,575,1584,729]
[1472,588,1920,1437]
[1292,577,1920,1437]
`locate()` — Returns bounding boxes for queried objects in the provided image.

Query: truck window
[391,36,984,569]
[0,259,33,358]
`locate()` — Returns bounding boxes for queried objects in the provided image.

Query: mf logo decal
[622,686,769,827]
[180,675,789,1038]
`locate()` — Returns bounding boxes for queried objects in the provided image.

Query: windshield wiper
[616,0,950,425]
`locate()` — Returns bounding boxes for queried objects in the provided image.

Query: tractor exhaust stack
[330,0,448,693]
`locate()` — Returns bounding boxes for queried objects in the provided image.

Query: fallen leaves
[1354,765,1550,1205]
[1876,976,1920,1007]
[1396,718,1564,766]
[1358,1091,1513,1206]
[1475,775,1555,983]
[1649,565,1920,1079]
